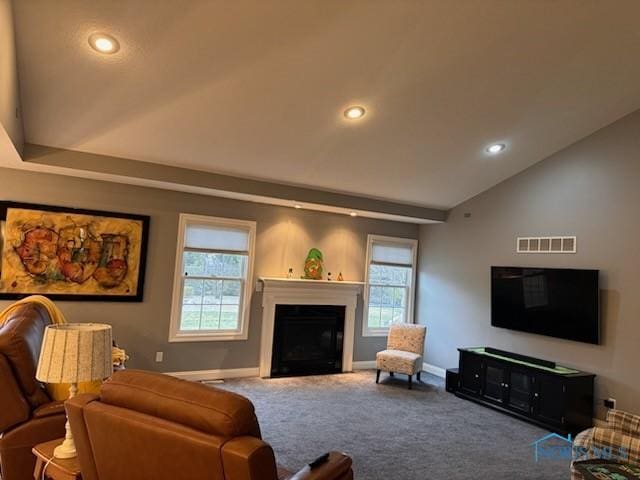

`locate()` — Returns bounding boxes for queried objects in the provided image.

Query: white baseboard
[422,362,446,378]
[352,360,446,378]
[352,360,377,370]
[166,362,446,381]
[166,367,259,382]
[593,417,608,428]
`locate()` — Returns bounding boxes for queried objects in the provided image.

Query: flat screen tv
[491,266,599,344]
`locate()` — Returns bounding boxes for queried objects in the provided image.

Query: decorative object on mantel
[0,201,149,301]
[36,323,113,459]
[287,267,294,279]
[302,248,324,280]
[327,272,332,281]
[337,272,344,281]
[516,236,577,254]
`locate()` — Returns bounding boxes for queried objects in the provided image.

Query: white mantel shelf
[258,276,363,377]
[259,276,365,287]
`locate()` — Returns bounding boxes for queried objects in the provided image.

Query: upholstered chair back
[387,323,426,355]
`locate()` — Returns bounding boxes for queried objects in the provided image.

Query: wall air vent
[517,236,576,254]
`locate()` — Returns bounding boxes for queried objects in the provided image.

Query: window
[363,235,418,336]
[169,214,256,342]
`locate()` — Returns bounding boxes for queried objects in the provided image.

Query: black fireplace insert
[270,304,345,377]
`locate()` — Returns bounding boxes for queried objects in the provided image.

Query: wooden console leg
[417,371,421,382]
[408,375,413,390]
[33,457,44,480]
[389,372,394,377]
[376,369,380,383]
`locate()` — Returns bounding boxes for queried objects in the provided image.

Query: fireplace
[271,305,345,377]
[259,277,362,377]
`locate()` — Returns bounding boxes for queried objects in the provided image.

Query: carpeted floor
[219,370,571,480]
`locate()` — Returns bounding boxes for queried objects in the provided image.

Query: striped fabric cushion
[608,409,640,437]
[592,427,640,466]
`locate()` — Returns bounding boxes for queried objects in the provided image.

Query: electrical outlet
[155,351,164,363]
[604,398,617,409]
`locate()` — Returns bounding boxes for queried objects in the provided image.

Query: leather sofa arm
[221,436,279,480]
[0,353,30,432]
[33,401,66,419]
[286,452,353,480]
[66,393,100,480]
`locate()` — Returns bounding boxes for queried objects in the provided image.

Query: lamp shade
[36,323,113,384]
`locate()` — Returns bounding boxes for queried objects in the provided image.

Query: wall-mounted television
[491,266,600,344]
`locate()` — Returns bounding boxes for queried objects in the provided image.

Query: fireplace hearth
[270,304,345,377]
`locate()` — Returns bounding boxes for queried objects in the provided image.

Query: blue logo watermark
[531,433,630,463]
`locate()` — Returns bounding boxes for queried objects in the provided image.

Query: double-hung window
[363,235,418,336]
[169,214,256,342]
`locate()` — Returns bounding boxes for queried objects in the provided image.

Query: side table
[32,439,82,480]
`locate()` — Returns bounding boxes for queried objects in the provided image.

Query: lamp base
[53,383,78,459]
[53,437,77,459]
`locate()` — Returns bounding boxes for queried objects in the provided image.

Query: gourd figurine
[302,248,324,280]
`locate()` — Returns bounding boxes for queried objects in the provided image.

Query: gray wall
[0,167,418,371]
[0,0,23,152]
[416,110,640,418]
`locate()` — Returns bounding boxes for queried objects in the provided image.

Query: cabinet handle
[504,384,509,388]
[475,374,479,379]
[534,393,539,398]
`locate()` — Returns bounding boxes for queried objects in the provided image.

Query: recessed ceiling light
[486,143,506,154]
[350,212,358,217]
[344,106,365,119]
[88,33,120,54]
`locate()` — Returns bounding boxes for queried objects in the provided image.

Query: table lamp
[36,323,113,459]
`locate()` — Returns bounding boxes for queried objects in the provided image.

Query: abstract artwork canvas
[0,202,149,301]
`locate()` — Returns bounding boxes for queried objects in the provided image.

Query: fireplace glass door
[271,305,345,377]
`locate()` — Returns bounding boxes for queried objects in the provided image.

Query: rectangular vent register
[517,236,576,254]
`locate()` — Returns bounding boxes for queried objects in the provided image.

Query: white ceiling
[12,0,640,209]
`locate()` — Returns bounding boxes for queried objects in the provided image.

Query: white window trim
[169,213,256,342]
[362,234,418,337]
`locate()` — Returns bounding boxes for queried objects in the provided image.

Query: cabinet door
[533,374,566,427]
[482,359,508,404]
[507,368,534,414]
[459,353,482,396]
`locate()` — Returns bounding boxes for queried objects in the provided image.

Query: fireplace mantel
[258,277,363,377]
[259,277,365,288]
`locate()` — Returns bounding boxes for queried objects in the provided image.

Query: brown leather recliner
[67,370,353,480]
[0,303,67,480]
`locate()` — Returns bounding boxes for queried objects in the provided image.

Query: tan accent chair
[66,369,353,480]
[0,303,66,480]
[375,323,426,389]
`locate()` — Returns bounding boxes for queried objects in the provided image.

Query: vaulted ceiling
[10,0,640,209]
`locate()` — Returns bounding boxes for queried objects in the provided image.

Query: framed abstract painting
[0,202,149,301]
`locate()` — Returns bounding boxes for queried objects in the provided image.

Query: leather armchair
[0,303,66,480]
[66,370,353,480]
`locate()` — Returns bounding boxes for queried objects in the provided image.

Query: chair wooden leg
[408,375,413,390]
[376,369,381,384]
[417,371,421,382]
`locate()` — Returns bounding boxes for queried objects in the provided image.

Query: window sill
[362,330,389,338]
[169,331,248,343]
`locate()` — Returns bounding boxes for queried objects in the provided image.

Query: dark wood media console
[455,348,595,435]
